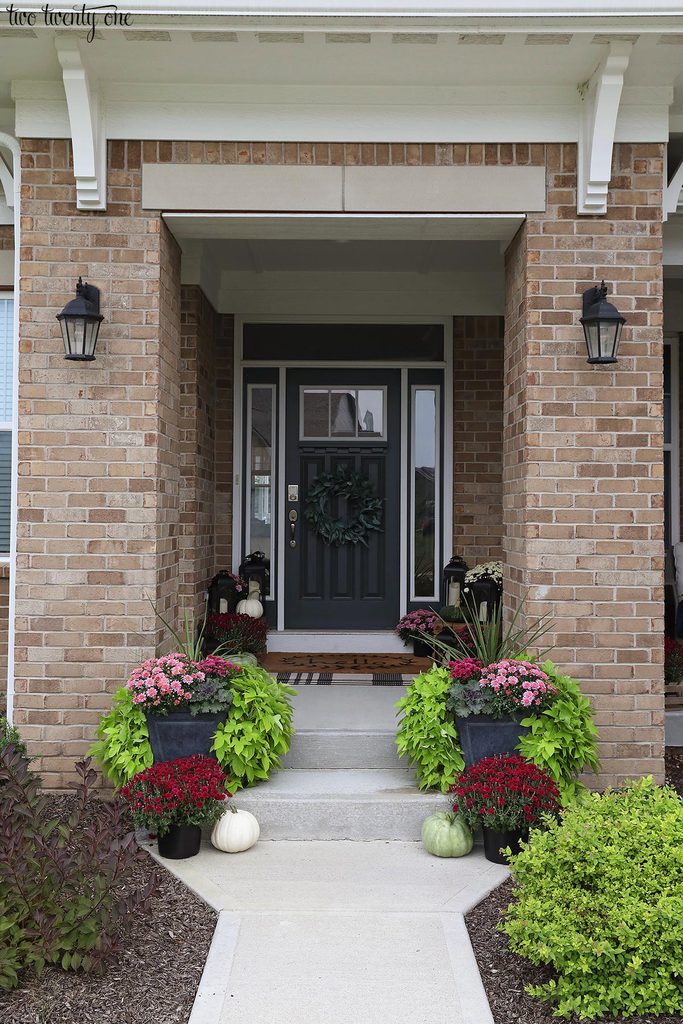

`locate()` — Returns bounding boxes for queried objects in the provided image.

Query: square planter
[456,713,530,767]
[145,710,228,763]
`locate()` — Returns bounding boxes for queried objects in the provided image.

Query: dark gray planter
[456,713,530,767]
[413,636,434,658]
[145,710,227,763]
[482,826,527,864]
[157,824,202,860]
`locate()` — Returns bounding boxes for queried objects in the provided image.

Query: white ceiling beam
[55,39,107,211]
[577,42,631,216]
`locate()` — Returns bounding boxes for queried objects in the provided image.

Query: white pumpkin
[236,580,263,619]
[211,806,260,854]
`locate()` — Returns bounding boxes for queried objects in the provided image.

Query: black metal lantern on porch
[239,551,271,598]
[56,277,104,361]
[464,575,501,624]
[580,280,625,365]
[442,555,469,610]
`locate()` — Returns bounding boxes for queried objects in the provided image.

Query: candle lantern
[239,551,271,599]
[442,556,469,610]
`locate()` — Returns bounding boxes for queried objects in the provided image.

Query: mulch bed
[0,795,216,1024]
[466,748,683,1024]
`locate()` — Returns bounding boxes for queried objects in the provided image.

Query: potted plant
[395,609,441,657]
[127,653,241,763]
[665,636,683,687]
[450,754,560,864]
[447,657,557,766]
[206,612,268,660]
[119,755,230,860]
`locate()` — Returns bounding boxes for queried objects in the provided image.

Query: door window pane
[247,387,274,586]
[301,387,386,440]
[412,388,438,598]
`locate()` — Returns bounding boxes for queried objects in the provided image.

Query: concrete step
[237,769,445,841]
[281,729,403,769]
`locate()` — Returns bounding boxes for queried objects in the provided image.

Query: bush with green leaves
[0,746,156,991]
[502,778,683,1020]
[90,664,294,791]
[516,660,599,803]
[395,666,464,793]
[0,716,28,761]
[211,666,295,788]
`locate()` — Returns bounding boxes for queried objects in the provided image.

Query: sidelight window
[411,386,440,600]
[245,385,275,593]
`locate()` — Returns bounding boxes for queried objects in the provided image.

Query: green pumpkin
[421,811,474,858]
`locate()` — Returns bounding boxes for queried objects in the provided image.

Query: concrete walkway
[147,838,508,1024]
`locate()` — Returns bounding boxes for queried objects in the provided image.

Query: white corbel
[577,43,632,216]
[55,39,106,211]
[664,158,683,221]
[0,148,13,224]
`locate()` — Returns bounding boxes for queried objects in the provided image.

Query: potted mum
[120,755,230,860]
[450,754,560,864]
[206,612,268,662]
[447,657,557,766]
[395,609,441,658]
[127,653,242,762]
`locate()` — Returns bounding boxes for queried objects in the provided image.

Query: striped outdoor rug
[276,672,410,686]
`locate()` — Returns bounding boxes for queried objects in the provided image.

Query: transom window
[300,387,386,441]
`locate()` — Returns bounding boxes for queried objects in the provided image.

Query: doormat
[276,672,411,686]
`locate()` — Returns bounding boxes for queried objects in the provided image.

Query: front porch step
[282,730,403,769]
[237,769,445,840]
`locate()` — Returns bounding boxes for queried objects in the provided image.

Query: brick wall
[453,316,504,566]
[14,139,182,785]
[503,142,665,788]
[0,225,13,249]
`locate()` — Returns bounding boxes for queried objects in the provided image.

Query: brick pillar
[14,139,182,785]
[453,316,504,565]
[503,143,665,788]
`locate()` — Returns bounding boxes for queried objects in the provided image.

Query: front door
[284,369,401,629]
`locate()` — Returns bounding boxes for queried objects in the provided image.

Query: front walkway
[147,838,508,1024]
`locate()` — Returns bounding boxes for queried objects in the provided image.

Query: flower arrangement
[225,572,248,594]
[395,609,441,645]
[119,755,230,836]
[464,560,503,588]
[450,754,560,833]
[207,612,268,654]
[447,658,557,719]
[125,653,206,715]
[190,656,243,714]
[665,636,683,686]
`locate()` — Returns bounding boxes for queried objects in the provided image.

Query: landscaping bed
[0,794,216,1024]
[466,877,683,1024]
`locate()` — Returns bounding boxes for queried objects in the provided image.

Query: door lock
[288,484,299,502]
[288,508,298,547]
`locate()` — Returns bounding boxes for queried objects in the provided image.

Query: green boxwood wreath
[304,465,383,546]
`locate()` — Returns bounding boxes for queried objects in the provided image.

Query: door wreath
[304,466,383,546]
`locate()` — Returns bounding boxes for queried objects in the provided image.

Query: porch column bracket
[664,158,683,221]
[0,149,14,210]
[577,42,632,217]
[55,39,106,211]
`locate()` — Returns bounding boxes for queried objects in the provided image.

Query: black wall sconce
[580,280,626,365]
[56,277,104,361]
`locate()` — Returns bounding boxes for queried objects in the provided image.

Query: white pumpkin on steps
[236,579,263,618]
[211,806,260,854]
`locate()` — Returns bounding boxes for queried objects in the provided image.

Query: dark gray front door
[284,369,401,630]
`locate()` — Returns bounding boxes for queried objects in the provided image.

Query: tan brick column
[14,139,181,785]
[503,143,665,787]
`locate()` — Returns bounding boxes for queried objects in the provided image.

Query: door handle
[288,508,298,548]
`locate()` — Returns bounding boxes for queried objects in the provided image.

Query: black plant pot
[456,713,530,768]
[482,826,527,864]
[157,824,202,860]
[413,636,434,658]
[145,710,228,763]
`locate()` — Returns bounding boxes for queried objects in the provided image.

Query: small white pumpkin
[211,806,260,854]
[236,580,263,619]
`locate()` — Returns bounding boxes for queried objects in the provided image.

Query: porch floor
[259,651,431,674]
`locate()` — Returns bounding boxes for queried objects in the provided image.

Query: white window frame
[0,292,14,561]
[665,335,680,549]
[244,382,277,602]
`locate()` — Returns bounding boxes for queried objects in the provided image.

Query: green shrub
[396,667,464,793]
[89,687,153,789]
[0,746,156,991]
[211,666,295,789]
[502,778,683,1020]
[0,717,28,761]
[516,661,600,803]
[91,666,295,791]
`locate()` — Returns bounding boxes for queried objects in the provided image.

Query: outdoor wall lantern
[56,277,104,361]
[580,280,626,365]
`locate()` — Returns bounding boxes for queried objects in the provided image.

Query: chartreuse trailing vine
[90,665,295,791]
[395,666,464,794]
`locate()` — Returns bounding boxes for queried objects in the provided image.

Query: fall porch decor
[304,465,383,546]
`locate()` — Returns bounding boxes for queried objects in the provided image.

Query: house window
[0,295,13,555]
[300,387,386,441]
[411,385,440,600]
[664,337,680,550]
[245,384,275,597]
